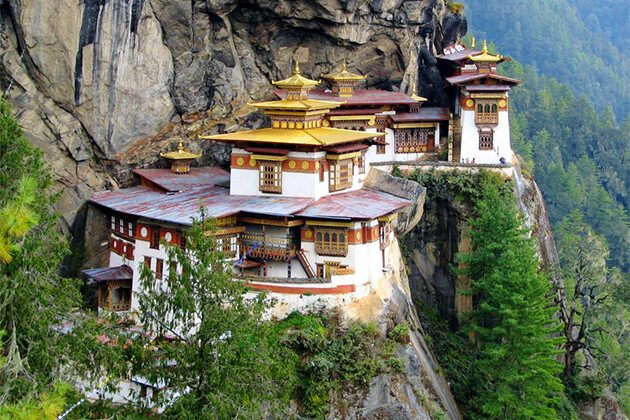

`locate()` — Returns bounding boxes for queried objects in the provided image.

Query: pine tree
[460,181,564,419]
[0,98,83,402]
[135,210,296,417]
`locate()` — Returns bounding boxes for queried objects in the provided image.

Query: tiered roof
[203,61,384,147]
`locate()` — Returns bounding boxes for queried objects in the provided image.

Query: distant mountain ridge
[461,0,630,120]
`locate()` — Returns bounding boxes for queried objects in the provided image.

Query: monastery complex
[84,41,520,315]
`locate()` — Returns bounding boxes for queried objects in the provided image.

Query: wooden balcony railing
[475,114,498,125]
[240,233,296,261]
[111,301,131,312]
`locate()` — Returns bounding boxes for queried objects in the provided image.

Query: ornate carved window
[328,159,353,192]
[475,100,499,125]
[217,234,239,258]
[394,128,432,153]
[479,131,494,150]
[376,144,386,154]
[357,153,366,174]
[315,228,348,257]
[259,161,282,193]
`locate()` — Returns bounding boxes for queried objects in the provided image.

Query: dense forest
[462,0,630,119]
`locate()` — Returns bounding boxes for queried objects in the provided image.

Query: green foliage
[459,181,564,418]
[463,0,630,119]
[406,168,512,207]
[276,312,405,418]
[388,321,410,344]
[0,382,70,420]
[134,211,296,417]
[416,303,475,404]
[0,97,84,403]
[498,58,630,274]
[556,212,630,411]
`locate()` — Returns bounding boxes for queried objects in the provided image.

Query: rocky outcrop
[401,163,563,324]
[0,0,466,237]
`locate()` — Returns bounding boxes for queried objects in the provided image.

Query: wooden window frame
[150,228,160,249]
[357,153,366,174]
[328,159,353,192]
[479,130,494,150]
[475,99,499,125]
[376,143,386,155]
[394,128,433,153]
[156,258,163,280]
[217,234,239,258]
[259,160,282,193]
[314,228,349,257]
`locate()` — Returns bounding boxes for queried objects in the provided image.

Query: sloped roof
[83,265,133,283]
[389,107,450,123]
[202,127,383,147]
[134,167,230,193]
[296,188,410,220]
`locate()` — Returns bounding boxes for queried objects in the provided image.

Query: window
[479,131,494,150]
[328,159,353,192]
[376,144,386,154]
[394,128,433,153]
[314,228,348,256]
[217,235,238,258]
[144,256,152,270]
[259,161,282,193]
[357,153,366,174]
[475,100,499,125]
[155,258,163,280]
[150,228,160,249]
[110,216,135,239]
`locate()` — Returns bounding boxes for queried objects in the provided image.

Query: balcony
[240,232,296,261]
[475,113,498,125]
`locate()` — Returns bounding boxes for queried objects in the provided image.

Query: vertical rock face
[0,0,466,235]
[401,164,562,325]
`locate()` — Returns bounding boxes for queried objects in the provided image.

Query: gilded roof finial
[177,141,185,152]
[482,39,489,54]
[292,59,301,76]
[471,36,476,48]
[410,86,427,103]
[341,58,347,72]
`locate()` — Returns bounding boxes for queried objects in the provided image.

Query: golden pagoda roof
[251,98,343,112]
[202,127,384,147]
[469,40,503,63]
[410,88,428,102]
[272,61,320,89]
[321,60,366,82]
[160,141,201,160]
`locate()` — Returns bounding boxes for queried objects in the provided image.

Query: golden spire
[160,140,201,174]
[160,141,201,160]
[410,87,427,103]
[272,60,320,90]
[321,59,366,97]
[322,59,366,82]
[471,36,476,48]
[469,39,503,63]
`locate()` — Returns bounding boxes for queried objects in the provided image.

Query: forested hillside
[461,0,630,119]
[502,59,630,273]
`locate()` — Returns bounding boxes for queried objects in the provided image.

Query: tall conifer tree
[460,181,564,419]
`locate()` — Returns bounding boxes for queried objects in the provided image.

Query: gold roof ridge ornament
[410,87,428,103]
[468,40,503,63]
[160,140,201,174]
[321,58,366,83]
[272,60,320,92]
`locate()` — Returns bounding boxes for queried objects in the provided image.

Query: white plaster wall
[459,109,512,165]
